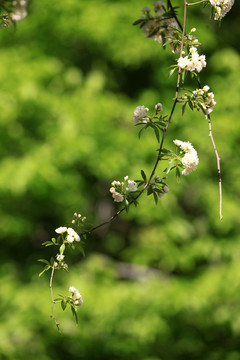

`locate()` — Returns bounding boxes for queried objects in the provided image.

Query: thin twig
[196,78,223,221]
[49,265,62,334]
[207,113,223,221]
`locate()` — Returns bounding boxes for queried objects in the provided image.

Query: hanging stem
[207,114,223,220]
[49,265,62,334]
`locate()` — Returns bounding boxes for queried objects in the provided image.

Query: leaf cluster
[136,114,169,143]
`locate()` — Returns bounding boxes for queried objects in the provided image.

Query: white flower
[154,176,162,183]
[142,6,151,14]
[55,226,67,234]
[69,286,83,306]
[163,185,169,193]
[69,286,77,293]
[132,105,149,122]
[178,56,189,68]
[124,176,129,181]
[153,0,165,15]
[142,20,163,43]
[174,139,199,175]
[209,0,235,19]
[178,47,206,73]
[203,85,210,92]
[126,180,138,192]
[155,102,163,112]
[112,191,124,202]
[67,227,80,242]
[191,27,196,32]
[111,180,121,186]
[56,254,65,262]
[11,0,28,22]
[66,234,74,243]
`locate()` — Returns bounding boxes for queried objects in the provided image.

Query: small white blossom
[11,0,28,22]
[56,254,65,262]
[163,185,169,193]
[67,227,80,242]
[126,180,138,192]
[174,139,199,175]
[154,176,162,183]
[69,286,77,293]
[55,226,67,234]
[203,85,210,92]
[66,235,74,243]
[209,0,235,19]
[178,47,206,73]
[155,102,163,113]
[153,1,165,15]
[112,191,124,203]
[111,180,121,186]
[124,176,129,181]
[69,286,83,306]
[132,105,149,122]
[142,6,151,14]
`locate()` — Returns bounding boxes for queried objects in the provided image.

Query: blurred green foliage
[0,0,240,359]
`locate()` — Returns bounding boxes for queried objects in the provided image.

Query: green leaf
[141,170,147,182]
[147,186,153,196]
[176,167,181,183]
[61,300,67,311]
[71,306,78,324]
[161,148,171,154]
[188,99,194,111]
[154,127,160,143]
[169,67,177,78]
[59,243,65,254]
[138,127,145,139]
[153,192,158,205]
[39,265,51,277]
[182,102,187,116]
[132,19,145,26]
[42,241,54,247]
[165,159,177,174]
[38,259,50,265]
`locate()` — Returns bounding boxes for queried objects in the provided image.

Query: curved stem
[187,0,206,5]
[49,266,62,335]
[207,114,223,221]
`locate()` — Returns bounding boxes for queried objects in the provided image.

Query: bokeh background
[0,0,240,359]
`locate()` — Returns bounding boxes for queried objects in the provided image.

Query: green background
[0,0,240,359]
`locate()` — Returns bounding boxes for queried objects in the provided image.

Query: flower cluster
[132,105,149,123]
[11,0,28,22]
[174,139,199,176]
[69,286,83,306]
[71,212,86,225]
[192,85,216,114]
[55,253,68,270]
[153,176,170,198]
[178,46,206,73]
[55,226,80,243]
[209,0,235,20]
[110,176,138,203]
[134,1,178,48]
